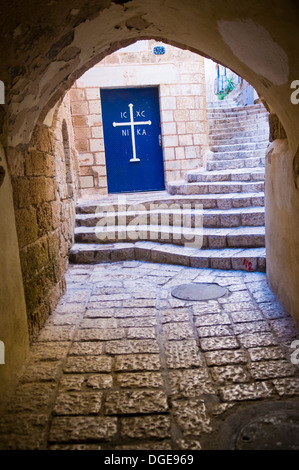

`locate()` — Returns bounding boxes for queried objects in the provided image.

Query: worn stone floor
[0,261,299,450]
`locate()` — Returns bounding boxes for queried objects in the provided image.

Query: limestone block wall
[0,142,29,398]
[70,40,209,197]
[7,94,80,340]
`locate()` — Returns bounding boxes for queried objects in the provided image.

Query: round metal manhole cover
[171,282,228,301]
[236,413,299,450]
[216,402,299,450]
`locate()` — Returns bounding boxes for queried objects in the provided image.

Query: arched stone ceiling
[2,0,299,152]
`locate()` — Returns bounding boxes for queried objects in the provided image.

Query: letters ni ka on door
[101,87,165,193]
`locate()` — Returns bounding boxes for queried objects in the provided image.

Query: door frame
[100,85,166,194]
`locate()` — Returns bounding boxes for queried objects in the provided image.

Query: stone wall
[70,40,209,197]
[7,94,80,340]
[0,142,29,398]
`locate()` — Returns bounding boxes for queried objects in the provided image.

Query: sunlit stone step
[76,192,265,214]
[76,206,264,229]
[186,167,265,183]
[212,149,266,161]
[206,157,264,171]
[166,180,264,195]
[70,242,266,272]
[74,224,265,249]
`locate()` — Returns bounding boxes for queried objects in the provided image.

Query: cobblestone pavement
[0,261,299,450]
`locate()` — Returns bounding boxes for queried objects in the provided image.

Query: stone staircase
[70,101,269,272]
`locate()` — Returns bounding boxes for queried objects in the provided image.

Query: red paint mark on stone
[243,258,254,271]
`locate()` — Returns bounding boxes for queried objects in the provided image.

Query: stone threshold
[70,241,266,272]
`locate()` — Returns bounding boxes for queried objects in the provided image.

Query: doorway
[101,87,165,193]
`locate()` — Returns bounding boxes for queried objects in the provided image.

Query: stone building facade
[69,40,209,197]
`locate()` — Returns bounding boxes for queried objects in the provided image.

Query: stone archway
[4,1,298,149]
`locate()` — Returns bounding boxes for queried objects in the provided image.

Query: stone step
[210,129,268,139]
[212,149,266,161]
[201,207,264,228]
[209,122,269,133]
[206,157,264,171]
[76,192,264,213]
[207,109,268,118]
[207,103,266,112]
[208,108,268,117]
[210,142,268,153]
[186,167,265,183]
[70,242,266,272]
[209,129,269,141]
[210,135,269,145]
[166,180,264,195]
[167,181,264,195]
[208,117,268,127]
[210,125,268,135]
[206,101,239,109]
[74,224,265,249]
[76,206,265,229]
[76,208,204,228]
[207,109,268,119]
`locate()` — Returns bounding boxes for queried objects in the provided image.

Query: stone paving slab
[0,261,299,450]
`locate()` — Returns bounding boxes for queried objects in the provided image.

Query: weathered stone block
[11,177,31,208]
[53,391,103,415]
[86,374,113,389]
[273,378,299,397]
[194,313,231,327]
[15,207,39,248]
[199,336,239,351]
[120,415,171,439]
[168,369,214,397]
[30,177,56,204]
[238,332,278,348]
[114,354,161,371]
[105,390,168,415]
[219,382,273,402]
[75,328,126,341]
[210,365,250,384]
[127,327,157,339]
[4,382,57,415]
[49,416,117,442]
[116,371,164,388]
[161,322,195,340]
[63,355,112,373]
[164,340,203,368]
[69,342,104,356]
[171,398,211,436]
[19,361,61,383]
[71,101,89,115]
[250,360,296,380]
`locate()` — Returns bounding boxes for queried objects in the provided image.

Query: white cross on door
[112,103,152,162]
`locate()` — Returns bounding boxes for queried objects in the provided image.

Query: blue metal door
[101,87,165,193]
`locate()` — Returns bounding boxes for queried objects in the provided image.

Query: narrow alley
[1,261,298,450]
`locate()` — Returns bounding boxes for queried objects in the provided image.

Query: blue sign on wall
[153,46,166,55]
[101,87,165,194]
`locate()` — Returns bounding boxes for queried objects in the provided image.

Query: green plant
[217,77,236,100]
